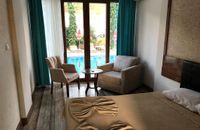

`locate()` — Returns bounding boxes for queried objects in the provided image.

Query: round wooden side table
[82,68,103,96]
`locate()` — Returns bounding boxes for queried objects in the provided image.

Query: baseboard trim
[16,99,34,130]
[16,89,35,130]
[16,121,23,130]
[21,104,34,125]
[142,84,153,92]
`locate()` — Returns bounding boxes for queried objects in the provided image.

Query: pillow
[113,56,139,72]
[195,104,200,115]
[162,88,200,112]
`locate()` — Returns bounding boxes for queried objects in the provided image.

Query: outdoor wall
[0,0,21,129]
[136,0,180,91]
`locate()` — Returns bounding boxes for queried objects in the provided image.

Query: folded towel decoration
[75,121,135,130]
[69,97,135,130]
[69,97,118,122]
[76,122,98,130]
[109,121,135,130]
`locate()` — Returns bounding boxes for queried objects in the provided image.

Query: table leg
[94,74,99,96]
[85,74,90,95]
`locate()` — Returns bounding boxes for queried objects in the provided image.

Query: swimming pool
[68,55,116,73]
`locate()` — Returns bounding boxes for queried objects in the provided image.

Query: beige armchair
[46,56,80,97]
[97,55,142,94]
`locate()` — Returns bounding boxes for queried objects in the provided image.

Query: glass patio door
[63,2,85,78]
[61,1,118,79]
[89,3,106,69]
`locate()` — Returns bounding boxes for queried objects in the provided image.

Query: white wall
[0,0,35,129]
[136,0,180,91]
[21,0,35,93]
[12,0,34,117]
[0,0,21,129]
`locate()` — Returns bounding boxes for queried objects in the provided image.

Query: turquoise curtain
[117,0,136,56]
[28,0,50,86]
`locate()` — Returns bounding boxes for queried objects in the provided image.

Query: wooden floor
[22,82,152,130]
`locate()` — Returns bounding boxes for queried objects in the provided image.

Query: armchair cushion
[113,55,140,72]
[50,68,67,82]
[62,64,77,73]
[97,63,114,72]
[98,71,122,93]
[46,56,79,84]
[46,56,62,68]
[97,63,143,94]
[65,73,79,83]
[121,65,143,93]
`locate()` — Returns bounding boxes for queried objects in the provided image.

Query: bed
[64,61,200,130]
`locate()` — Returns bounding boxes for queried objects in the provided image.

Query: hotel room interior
[1,0,200,130]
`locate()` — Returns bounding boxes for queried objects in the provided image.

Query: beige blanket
[65,92,200,130]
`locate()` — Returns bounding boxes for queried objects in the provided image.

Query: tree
[65,27,69,48]
[110,3,118,49]
[90,26,97,46]
[66,3,77,49]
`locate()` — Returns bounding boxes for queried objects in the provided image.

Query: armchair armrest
[121,64,143,93]
[97,63,114,72]
[50,68,67,83]
[62,64,77,73]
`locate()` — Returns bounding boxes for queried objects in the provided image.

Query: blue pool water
[68,55,116,73]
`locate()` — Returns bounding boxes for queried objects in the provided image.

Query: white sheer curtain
[42,0,64,61]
